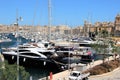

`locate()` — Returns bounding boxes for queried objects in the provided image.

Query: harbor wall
[40,55,119,80]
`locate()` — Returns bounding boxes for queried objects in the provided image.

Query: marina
[0,33,94,76]
[0,0,120,80]
[0,32,115,80]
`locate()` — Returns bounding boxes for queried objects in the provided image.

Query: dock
[39,55,119,80]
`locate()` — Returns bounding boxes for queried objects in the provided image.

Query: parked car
[69,71,90,80]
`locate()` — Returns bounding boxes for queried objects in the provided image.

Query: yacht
[18,42,57,58]
[1,42,58,65]
[54,45,76,57]
[71,37,96,47]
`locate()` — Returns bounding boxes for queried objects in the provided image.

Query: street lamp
[14,16,22,80]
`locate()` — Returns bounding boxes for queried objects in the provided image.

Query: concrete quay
[40,55,119,80]
[39,70,70,80]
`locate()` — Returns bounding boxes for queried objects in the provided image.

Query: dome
[116,13,120,17]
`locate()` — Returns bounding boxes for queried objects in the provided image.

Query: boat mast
[48,0,51,41]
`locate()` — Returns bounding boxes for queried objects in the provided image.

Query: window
[20,52,41,57]
[19,50,30,52]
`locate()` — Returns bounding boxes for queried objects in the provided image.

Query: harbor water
[0,33,59,80]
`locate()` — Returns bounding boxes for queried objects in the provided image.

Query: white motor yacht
[1,42,58,65]
[71,37,96,47]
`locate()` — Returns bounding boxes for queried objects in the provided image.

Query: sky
[0,0,120,26]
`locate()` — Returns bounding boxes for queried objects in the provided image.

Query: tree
[91,39,109,63]
[112,46,120,60]
[101,30,108,38]
[0,61,30,80]
[92,29,113,63]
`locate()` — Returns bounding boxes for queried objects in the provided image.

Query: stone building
[72,26,83,36]
[83,14,120,37]
[115,14,120,31]
[114,14,120,36]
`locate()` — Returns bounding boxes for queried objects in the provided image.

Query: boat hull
[2,54,64,70]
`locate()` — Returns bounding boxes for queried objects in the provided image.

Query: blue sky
[0,0,120,26]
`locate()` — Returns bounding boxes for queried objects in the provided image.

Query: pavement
[89,67,120,80]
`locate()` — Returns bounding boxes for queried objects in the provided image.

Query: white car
[69,71,90,80]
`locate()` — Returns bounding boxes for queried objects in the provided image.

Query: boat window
[85,38,91,41]
[20,53,40,57]
[79,43,93,47]
[19,46,35,48]
[39,52,52,56]
[19,50,30,52]
[44,43,48,47]
[41,52,52,55]
[55,47,74,51]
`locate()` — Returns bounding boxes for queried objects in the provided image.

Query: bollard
[50,72,53,80]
